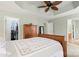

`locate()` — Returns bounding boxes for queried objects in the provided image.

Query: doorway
[5,17,19,41]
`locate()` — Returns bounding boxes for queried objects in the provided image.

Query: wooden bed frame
[38,34,67,57]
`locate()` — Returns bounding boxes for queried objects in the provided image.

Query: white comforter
[0,37,63,57]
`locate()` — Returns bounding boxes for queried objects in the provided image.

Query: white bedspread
[2,37,63,57]
[14,37,62,56]
[7,37,63,57]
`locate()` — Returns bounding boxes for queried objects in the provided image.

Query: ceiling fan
[38,1,62,12]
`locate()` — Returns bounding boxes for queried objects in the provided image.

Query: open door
[5,17,19,41]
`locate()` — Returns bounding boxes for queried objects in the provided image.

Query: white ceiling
[0,1,79,20]
[15,1,75,19]
[15,1,56,19]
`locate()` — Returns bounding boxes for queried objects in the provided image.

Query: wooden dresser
[23,24,37,39]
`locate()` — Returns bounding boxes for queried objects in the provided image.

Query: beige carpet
[67,42,79,57]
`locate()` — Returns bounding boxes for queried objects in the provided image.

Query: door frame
[5,16,20,41]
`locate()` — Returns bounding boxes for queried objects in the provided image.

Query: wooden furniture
[38,34,67,57]
[23,24,37,38]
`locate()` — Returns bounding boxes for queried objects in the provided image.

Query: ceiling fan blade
[44,1,51,5]
[51,6,58,10]
[45,7,49,12]
[38,6,47,8]
[52,1,62,5]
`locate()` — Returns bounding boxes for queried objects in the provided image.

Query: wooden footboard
[38,34,67,57]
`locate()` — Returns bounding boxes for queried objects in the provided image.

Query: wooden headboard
[38,34,67,57]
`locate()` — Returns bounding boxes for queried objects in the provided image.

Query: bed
[0,34,67,57]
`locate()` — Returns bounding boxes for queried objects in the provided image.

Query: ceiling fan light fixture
[38,1,62,12]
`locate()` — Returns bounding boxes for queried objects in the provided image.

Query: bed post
[38,34,67,57]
